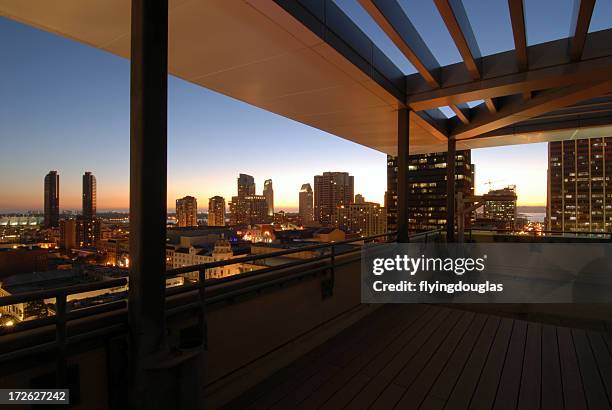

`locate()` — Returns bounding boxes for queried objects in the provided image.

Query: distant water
[522,212,545,222]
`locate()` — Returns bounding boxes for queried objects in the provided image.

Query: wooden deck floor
[225,304,612,410]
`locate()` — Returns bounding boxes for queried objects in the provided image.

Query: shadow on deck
[226,304,612,410]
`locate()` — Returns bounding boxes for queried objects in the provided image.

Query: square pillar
[446,137,456,242]
[128,0,170,408]
[397,108,410,243]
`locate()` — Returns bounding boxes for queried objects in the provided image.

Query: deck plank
[517,322,542,410]
[343,309,456,409]
[541,325,564,410]
[247,304,415,409]
[394,312,476,408]
[572,329,611,410]
[587,331,612,405]
[557,327,588,410]
[371,311,467,409]
[419,315,490,410]
[225,306,612,410]
[467,318,514,410]
[293,305,431,409]
[492,320,527,410]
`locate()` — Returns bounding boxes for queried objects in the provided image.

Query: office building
[547,137,612,232]
[386,151,474,232]
[43,171,59,228]
[59,218,77,250]
[176,196,198,228]
[335,201,387,237]
[483,186,518,229]
[314,172,354,226]
[299,183,314,226]
[208,196,226,227]
[263,179,274,216]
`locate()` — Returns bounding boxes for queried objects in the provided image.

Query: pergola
[1,0,612,407]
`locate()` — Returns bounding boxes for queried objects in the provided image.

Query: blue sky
[2,1,610,212]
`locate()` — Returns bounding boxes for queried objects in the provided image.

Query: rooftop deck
[227,304,612,410]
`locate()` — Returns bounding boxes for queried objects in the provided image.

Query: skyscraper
[82,171,96,219]
[263,179,274,217]
[547,138,612,232]
[176,196,198,227]
[299,183,314,226]
[237,173,255,197]
[229,195,268,225]
[314,172,354,226]
[387,151,474,232]
[44,170,59,228]
[208,196,226,227]
[78,171,99,247]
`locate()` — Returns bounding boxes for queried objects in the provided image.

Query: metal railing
[0,278,128,386]
[0,232,401,361]
[0,229,455,384]
[465,227,612,241]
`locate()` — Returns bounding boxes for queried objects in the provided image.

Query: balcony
[3,0,612,409]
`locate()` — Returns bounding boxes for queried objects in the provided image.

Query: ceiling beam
[450,80,612,140]
[413,109,449,142]
[450,103,470,124]
[570,0,596,61]
[434,0,481,80]
[406,29,612,110]
[484,98,497,113]
[358,0,440,88]
[508,0,528,71]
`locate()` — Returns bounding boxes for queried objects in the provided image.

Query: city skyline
[0,14,556,213]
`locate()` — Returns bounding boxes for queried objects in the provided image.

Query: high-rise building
[263,179,274,216]
[176,196,198,227]
[208,196,226,227]
[229,195,268,225]
[314,172,354,226]
[44,171,59,228]
[78,171,100,247]
[547,138,612,232]
[483,186,518,229]
[82,171,96,220]
[59,218,77,250]
[386,151,474,232]
[335,201,387,237]
[237,173,256,197]
[299,183,314,226]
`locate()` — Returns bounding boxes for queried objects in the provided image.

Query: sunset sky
[2,1,610,212]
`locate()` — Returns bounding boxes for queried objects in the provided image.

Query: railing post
[55,293,67,388]
[198,268,207,350]
[397,108,410,243]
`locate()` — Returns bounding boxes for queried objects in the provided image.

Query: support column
[446,137,456,242]
[128,0,169,408]
[397,108,410,243]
